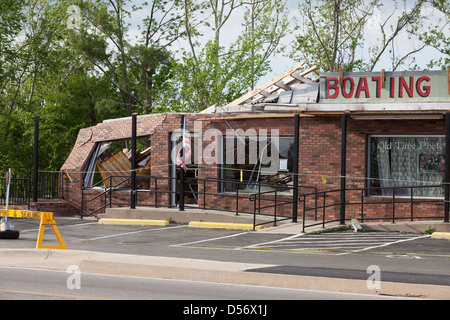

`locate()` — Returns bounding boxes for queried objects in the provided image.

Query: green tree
[0,1,118,176]
[291,0,381,72]
[0,0,25,87]
[176,0,289,112]
[239,0,289,90]
[291,0,449,72]
[66,0,183,116]
[0,0,65,176]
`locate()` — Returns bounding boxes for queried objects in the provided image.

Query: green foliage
[175,0,289,112]
[291,0,381,72]
[291,0,449,72]
[423,225,435,235]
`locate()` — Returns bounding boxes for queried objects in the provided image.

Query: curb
[98,218,169,226]
[431,232,450,240]
[96,218,262,230]
[188,221,264,230]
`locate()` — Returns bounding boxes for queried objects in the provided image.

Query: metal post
[302,196,306,232]
[340,113,347,225]
[0,168,16,234]
[179,115,185,211]
[131,113,137,209]
[445,112,450,222]
[292,114,300,222]
[2,168,12,229]
[235,187,239,216]
[155,178,158,208]
[33,116,39,203]
[392,187,396,224]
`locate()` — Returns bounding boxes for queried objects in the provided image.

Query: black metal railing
[249,186,294,230]
[299,184,447,232]
[36,171,63,199]
[81,175,132,217]
[0,177,32,206]
[81,174,296,230]
[0,171,63,207]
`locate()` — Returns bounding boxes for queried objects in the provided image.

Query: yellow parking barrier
[0,209,68,249]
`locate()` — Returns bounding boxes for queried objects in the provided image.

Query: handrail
[81,175,133,216]
[249,187,295,230]
[80,174,297,226]
[298,183,447,232]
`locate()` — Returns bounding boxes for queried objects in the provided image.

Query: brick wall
[60,112,447,221]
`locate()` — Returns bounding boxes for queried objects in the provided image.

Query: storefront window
[368,136,445,197]
[221,135,294,193]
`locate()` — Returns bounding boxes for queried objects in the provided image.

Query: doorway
[170,132,198,207]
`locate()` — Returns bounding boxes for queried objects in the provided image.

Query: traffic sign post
[0,168,18,237]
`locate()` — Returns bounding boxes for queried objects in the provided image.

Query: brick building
[54,64,450,226]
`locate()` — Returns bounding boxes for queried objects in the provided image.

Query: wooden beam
[290,73,313,83]
[258,65,319,99]
[259,90,271,97]
[275,81,291,91]
[259,65,319,99]
[225,62,305,106]
[285,65,318,86]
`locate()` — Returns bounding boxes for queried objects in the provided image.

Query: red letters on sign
[371,77,382,98]
[355,77,370,98]
[342,77,354,98]
[399,76,414,98]
[390,77,395,98]
[416,76,431,97]
[326,78,339,99]
[325,75,432,99]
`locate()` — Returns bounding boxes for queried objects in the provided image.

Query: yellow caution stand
[0,209,68,249]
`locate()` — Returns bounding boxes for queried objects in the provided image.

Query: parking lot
[1,216,446,256]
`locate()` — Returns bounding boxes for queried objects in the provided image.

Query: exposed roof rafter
[225,62,318,107]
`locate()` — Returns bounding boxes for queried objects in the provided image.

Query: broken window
[221,135,294,193]
[83,137,151,189]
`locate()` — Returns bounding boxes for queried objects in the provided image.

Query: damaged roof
[200,62,320,114]
[201,63,450,115]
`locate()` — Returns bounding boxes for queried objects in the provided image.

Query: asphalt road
[0,266,401,300]
[1,217,449,301]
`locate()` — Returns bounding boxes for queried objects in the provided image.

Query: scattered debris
[96,145,152,188]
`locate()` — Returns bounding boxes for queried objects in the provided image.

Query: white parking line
[245,233,305,248]
[242,232,431,256]
[17,222,99,233]
[337,234,431,255]
[88,225,188,241]
[173,232,249,247]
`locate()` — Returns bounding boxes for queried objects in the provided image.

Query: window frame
[82,136,151,189]
[220,134,295,194]
[366,134,446,198]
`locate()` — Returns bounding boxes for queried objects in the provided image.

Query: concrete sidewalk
[1,248,449,299]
